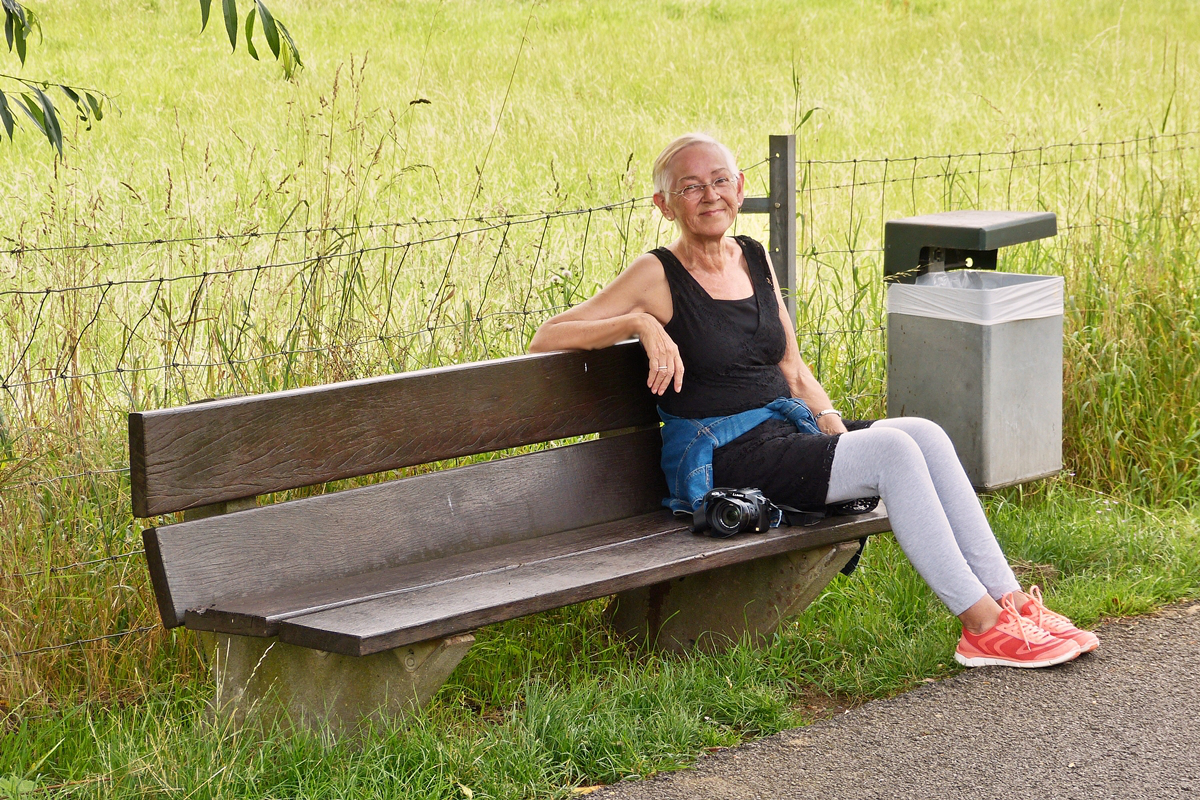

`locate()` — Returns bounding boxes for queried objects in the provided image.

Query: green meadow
[2,0,1199,796]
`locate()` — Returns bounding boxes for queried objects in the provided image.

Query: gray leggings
[825,417,1021,615]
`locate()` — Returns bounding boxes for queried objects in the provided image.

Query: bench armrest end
[142,527,184,628]
[129,412,150,518]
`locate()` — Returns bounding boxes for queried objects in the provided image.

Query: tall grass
[0,0,1198,763]
[1060,207,1200,505]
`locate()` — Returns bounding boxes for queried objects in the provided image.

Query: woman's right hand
[634,312,684,396]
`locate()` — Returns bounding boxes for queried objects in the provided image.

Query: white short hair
[652,133,740,195]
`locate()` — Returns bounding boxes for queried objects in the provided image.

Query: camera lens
[710,499,749,537]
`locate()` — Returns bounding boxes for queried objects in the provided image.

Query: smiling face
[653,142,746,240]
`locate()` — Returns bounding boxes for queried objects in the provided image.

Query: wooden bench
[131,341,890,733]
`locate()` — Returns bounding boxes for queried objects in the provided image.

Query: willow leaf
[244,6,258,60]
[222,0,237,51]
[255,0,280,59]
[0,91,14,139]
[15,92,45,135]
[30,84,62,154]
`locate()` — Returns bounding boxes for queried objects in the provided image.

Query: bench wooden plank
[145,428,666,628]
[275,508,891,656]
[130,342,656,517]
[187,511,684,637]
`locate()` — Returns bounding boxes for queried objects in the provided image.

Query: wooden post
[182,497,258,521]
[742,134,798,323]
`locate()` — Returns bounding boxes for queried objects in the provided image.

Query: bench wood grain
[144,427,666,627]
[188,508,889,656]
[130,342,656,517]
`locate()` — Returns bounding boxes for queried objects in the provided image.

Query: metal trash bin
[883,210,1062,490]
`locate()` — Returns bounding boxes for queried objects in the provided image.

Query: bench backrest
[131,343,668,627]
[130,342,658,517]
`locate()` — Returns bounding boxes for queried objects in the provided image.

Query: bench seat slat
[186,511,684,637]
[191,507,891,656]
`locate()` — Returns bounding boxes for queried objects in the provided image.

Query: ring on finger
[656,366,669,371]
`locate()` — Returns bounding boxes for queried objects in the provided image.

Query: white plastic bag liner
[887,271,1063,325]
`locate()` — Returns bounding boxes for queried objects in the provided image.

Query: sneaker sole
[954,648,1080,669]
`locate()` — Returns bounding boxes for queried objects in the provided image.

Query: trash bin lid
[884,210,1057,282]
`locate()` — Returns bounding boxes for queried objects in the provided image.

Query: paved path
[596,602,1200,800]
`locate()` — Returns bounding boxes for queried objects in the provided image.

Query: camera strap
[773,503,827,528]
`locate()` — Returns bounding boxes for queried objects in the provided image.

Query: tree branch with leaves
[202,0,303,80]
[2,0,105,154]
[1,0,301,156]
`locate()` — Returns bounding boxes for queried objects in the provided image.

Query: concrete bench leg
[606,541,860,654]
[196,631,475,736]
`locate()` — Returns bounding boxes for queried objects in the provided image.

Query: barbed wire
[793,130,1196,168]
[801,247,885,257]
[0,132,1184,269]
[0,267,892,393]
[799,139,1197,194]
[0,157,775,260]
[1,197,653,259]
[1060,213,1190,234]
[5,466,130,490]
[0,626,157,660]
[0,205,646,300]
[797,326,884,337]
[5,549,145,580]
[0,134,1185,302]
[0,305,569,393]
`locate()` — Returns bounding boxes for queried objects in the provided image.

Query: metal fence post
[742,134,797,322]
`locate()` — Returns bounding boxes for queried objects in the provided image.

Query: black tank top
[654,235,791,418]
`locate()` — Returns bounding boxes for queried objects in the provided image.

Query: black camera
[693,487,773,538]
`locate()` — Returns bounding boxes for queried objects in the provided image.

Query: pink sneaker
[955,596,1082,668]
[1009,585,1100,654]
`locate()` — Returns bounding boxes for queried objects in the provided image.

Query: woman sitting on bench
[530,132,1098,668]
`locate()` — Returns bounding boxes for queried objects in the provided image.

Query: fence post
[742,134,797,322]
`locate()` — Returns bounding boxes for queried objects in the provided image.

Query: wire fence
[1,131,1197,704]
[1,627,158,660]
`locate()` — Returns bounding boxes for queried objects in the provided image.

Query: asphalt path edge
[594,600,1200,800]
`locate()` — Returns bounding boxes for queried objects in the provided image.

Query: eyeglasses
[668,175,737,201]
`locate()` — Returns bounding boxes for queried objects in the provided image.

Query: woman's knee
[846,426,926,472]
[879,416,956,455]
[829,426,929,502]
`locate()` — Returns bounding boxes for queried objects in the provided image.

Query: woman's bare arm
[528,253,684,396]
[765,256,848,435]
